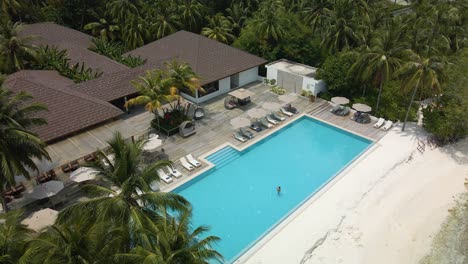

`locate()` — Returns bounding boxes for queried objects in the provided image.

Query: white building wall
[238,67,258,86]
[266,66,278,82]
[302,77,327,96]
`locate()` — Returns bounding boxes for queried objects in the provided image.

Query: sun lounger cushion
[180,157,194,171]
[186,154,201,167]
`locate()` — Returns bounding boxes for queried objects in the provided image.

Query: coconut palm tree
[107,0,141,23]
[0,21,37,73]
[250,1,288,42]
[118,208,223,264]
[349,30,403,113]
[300,0,332,34]
[0,210,35,263]
[226,2,249,37]
[0,86,49,211]
[84,17,120,41]
[395,52,447,131]
[177,0,206,32]
[164,60,203,95]
[1,0,21,19]
[20,218,124,263]
[202,13,235,44]
[320,0,368,52]
[122,16,149,50]
[148,6,181,40]
[57,132,189,239]
[125,69,178,112]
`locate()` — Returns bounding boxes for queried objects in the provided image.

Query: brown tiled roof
[71,60,171,102]
[124,30,267,84]
[4,71,123,142]
[20,23,129,75]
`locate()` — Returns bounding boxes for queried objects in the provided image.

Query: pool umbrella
[352,103,372,113]
[230,117,251,129]
[331,96,350,105]
[70,167,98,183]
[228,88,255,100]
[278,93,298,104]
[262,102,281,111]
[246,108,267,119]
[26,181,64,200]
[143,136,163,152]
[21,208,58,231]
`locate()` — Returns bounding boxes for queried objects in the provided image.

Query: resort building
[7,23,267,144]
[265,59,326,96]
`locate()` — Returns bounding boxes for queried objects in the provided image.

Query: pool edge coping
[160,112,382,263]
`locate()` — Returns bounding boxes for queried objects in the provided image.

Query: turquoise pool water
[173,117,372,263]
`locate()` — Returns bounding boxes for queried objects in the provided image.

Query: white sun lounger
[186,154,201,167]
[149,181,160,191]
[157,169,173,183]
[374,118,385,128]
[165,165,182,178]
[180,157,194,171]
[382,120,393,130]
[280,107,293,117]
[266,115,279,125]
[233,131,248,142]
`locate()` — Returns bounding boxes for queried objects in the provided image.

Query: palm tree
[202,14,235,44]
[57,132,189,239]
[164,60,203,96]
[20,218,124,263]
[0,21,37,73]
[118,208,223,264]
[395,52,447,131]
[84,18,120,41]
[1,0,21,19]
[148,6,182,40]
[125,69,178,112]
[320,0,368,52]
[177,0,206,32]
[226,2,249,37]
[121,16,149,50]
[250,1,288,42]
[107,0,141,23]
[0,210,35,263]
[0,86,49,211]
[349,30,403,113]
[300,0,332,34]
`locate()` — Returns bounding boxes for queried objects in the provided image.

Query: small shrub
[271,85,286,95]
[269,79,276,86]
[263,78,270,85]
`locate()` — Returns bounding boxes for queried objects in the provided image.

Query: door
[230,73,239,89]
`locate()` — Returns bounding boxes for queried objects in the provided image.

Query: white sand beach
[241,123,468,264]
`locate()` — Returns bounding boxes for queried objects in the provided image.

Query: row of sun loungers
[235,104,299,143]
[179,154,201,172]
[157,165,184,184]
[374,118,393,130]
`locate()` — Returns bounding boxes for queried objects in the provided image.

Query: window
[198,81,219,98]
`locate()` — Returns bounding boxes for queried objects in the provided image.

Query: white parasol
[143,137,163,152]
[352,103,372,112]
[246,108,267,119]
[21,208,58,231]
[70,167,98,182]
[26,181,64,200]
[230,117,251,129]
[331,96,350,105]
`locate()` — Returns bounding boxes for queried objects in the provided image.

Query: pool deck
[157,82,388,191]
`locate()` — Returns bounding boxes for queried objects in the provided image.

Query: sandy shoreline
[242,124,467,264]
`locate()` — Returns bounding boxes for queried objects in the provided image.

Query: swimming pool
[173,116,372,263]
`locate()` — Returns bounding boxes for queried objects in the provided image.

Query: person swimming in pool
[277,186,281,194]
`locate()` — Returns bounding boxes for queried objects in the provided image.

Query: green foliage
[316,52,360,98]
[33,45,103,82]
[271,85,285,95]
[235,13,324,65]
[89,38,146,68]
[0,21,37,74]
[422,49,468,144]
[0,84,49,211]
[0,210,35,263]
[151,102,192,134]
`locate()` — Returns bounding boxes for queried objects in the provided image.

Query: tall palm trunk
[375,72,385,113]
[402,83,418,131]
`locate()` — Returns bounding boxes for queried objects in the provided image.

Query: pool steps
[206,147,240,169]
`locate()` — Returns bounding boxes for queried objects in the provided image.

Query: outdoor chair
[374,118,385,128]
[250,121,263,132]
[240,127,254,139]
[233,131,248,142]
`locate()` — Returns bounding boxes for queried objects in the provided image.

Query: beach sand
[241,124,467,264]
